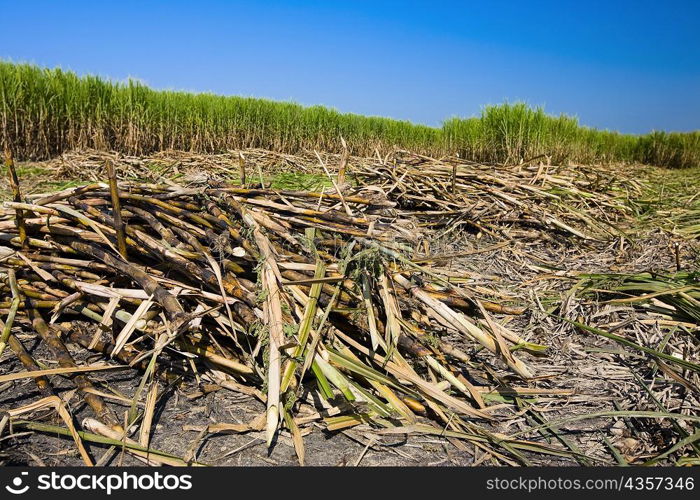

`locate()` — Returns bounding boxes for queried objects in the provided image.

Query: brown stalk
[4,149,28,249]
[105,159,128,259]
[28,308,120,428]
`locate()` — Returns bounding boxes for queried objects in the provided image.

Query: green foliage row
[1,61,698,167]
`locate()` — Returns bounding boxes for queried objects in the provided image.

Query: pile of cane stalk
[34,148,644,242]
[353,150,642,241]
[0,155,560,465]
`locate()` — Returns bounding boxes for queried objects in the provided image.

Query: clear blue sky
[1,0,698,133]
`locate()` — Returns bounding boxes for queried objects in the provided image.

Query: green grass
[0,167,88,200]
[0,162,329,201]
[215,171,334,191]
[1,61,699,168]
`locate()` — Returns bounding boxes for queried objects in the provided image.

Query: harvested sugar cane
[0,170,552,461]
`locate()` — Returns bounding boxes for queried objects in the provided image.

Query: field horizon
[2,61,699,168]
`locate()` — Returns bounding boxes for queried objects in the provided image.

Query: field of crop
[0,58,698,467]
[0,141,697,466]
[2,62,700,168]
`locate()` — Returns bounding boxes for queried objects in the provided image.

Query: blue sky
[1,0,698,133]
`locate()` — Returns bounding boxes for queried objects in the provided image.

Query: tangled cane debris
[0,149,698,466]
